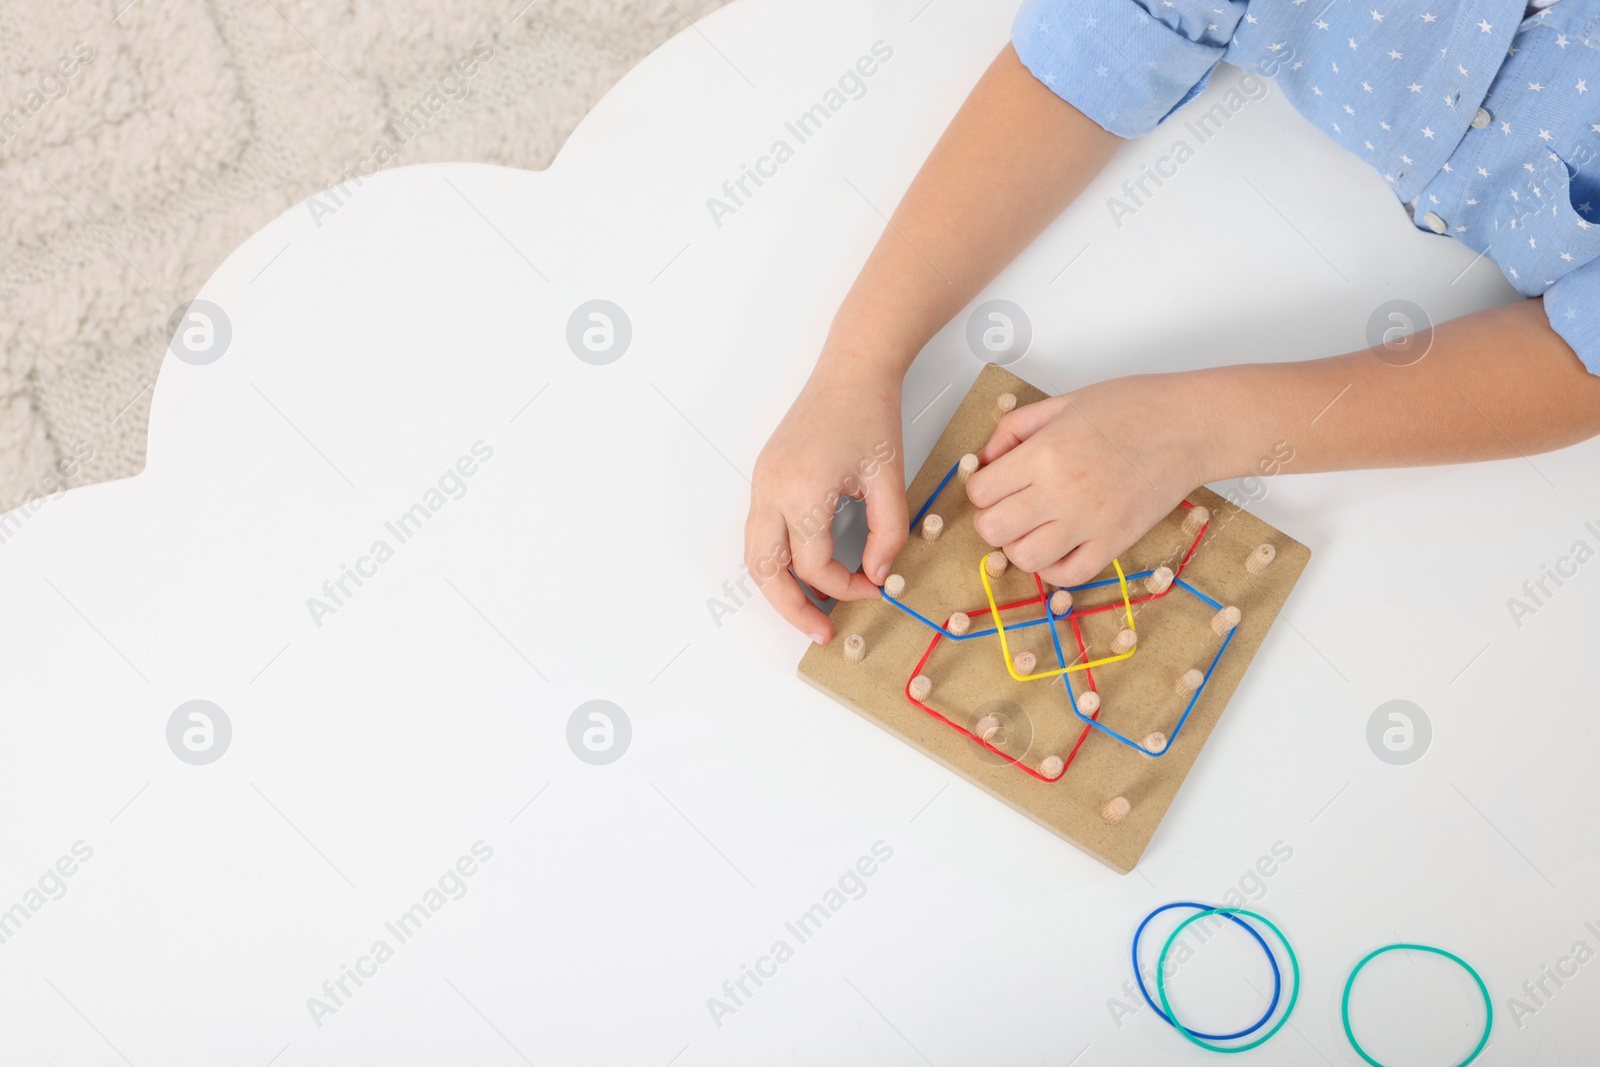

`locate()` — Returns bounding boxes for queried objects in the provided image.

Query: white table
[2,0,1595,1063]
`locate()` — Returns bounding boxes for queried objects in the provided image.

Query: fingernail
[874,564,889,583]
[811,631,828,646]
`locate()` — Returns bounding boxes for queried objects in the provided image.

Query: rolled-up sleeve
[1545,260,1600,376]
[1012,0,1247,138]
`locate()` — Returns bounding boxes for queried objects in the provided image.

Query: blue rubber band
[1062,584,1237,756]
[909,461,960,532]
[1132,902,1283,1041]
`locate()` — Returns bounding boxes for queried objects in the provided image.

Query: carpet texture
[0,0,724,513]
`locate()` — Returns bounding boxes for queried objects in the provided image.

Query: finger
[1036,536,1119,589]
[972,485,1060,550]
[861,459,909,587]
[745,508,832,643]
[790,512,879,603]
[998,519,1082,574]
[964,444,1032,510]
[978,395,1067,465]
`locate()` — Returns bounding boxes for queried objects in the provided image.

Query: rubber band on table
[1341,944,1492,1067]
[1131,902,1283,1041]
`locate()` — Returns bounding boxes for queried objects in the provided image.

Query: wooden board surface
[798,365,1310,873]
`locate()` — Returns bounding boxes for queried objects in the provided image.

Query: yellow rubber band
[981,556,1137,681]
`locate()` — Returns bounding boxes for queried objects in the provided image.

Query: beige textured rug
[0,0,724,514]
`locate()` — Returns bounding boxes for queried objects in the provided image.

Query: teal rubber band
[1341,943,1493,1067]
[1155,907,1300,1054]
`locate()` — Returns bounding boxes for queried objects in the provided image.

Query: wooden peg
[984,551,1009,579]
[1174,668,1204,696]
[1111,628,1138,655]
[946,611,971,636]
[920,514,944,543]
[1141,732,1167,756]
[884,574,906,599]
[909,675,932,701]
[1211,605,1241,636]
[1013,651,1037,675]
[1048,590,1072,616]
[1040,755,1065,778]
[1077,691,1101,715]
[1145,566,1174,595]
[1101,796,1131,824]
[1181,505,1211,537]
[843,634,866,664]
[975,712,1002,742]
[957,453,980,484]
[995,392,1017,421]
[1245,543,1275,574]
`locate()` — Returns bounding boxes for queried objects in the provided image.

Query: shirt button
[1471,107,1492,129]
[1422,211,1448,234]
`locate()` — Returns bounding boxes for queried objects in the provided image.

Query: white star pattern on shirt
[1013,0,1599,316]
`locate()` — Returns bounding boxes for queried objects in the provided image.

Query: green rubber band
[1341,943,1493,1067]
[1155,907,1300,1054]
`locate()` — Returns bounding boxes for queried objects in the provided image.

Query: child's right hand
[745,358,909,644]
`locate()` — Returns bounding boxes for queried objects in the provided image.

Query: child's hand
[968,374,1221,587]
[745,361,909,644]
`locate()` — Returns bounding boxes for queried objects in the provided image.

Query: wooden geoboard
[799,365,1310,873]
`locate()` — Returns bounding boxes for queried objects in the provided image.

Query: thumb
[860,453,909,586]
[979,395,1067,465]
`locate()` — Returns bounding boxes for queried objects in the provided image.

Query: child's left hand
[967,373,1227,586]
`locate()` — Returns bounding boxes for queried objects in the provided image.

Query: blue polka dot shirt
[1014,0,1600,372]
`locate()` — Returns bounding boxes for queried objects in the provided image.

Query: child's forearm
[819,44,1122,384]
[1198,298,1600,481]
